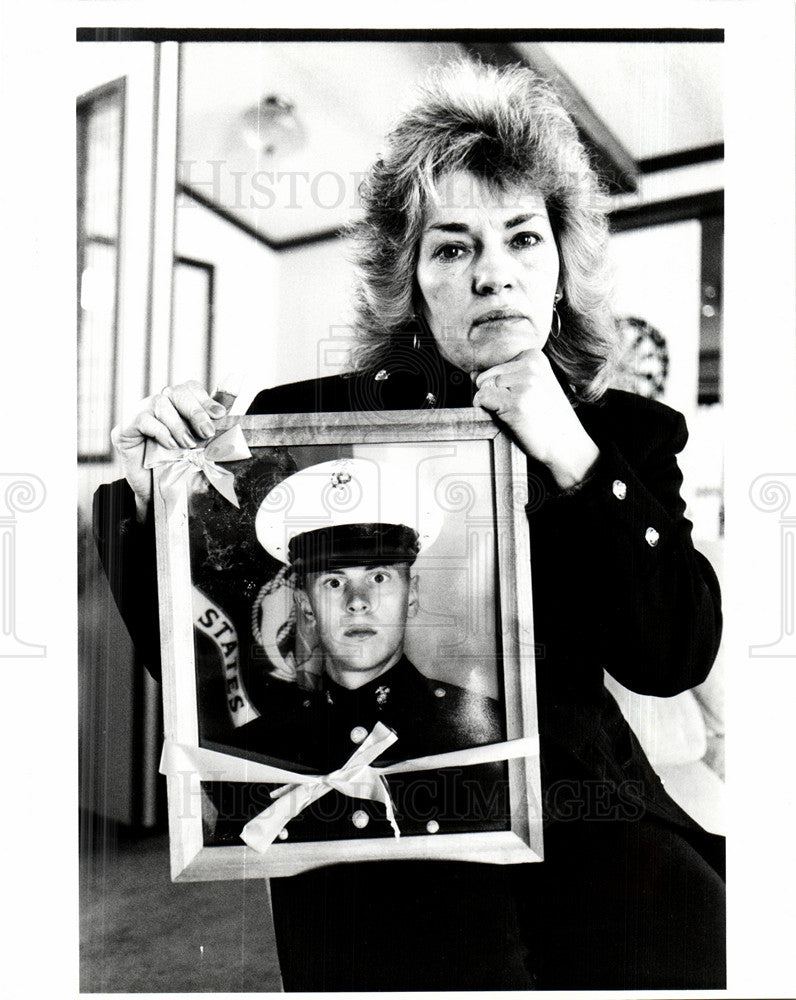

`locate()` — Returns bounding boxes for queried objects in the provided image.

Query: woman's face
[415,170,561,374]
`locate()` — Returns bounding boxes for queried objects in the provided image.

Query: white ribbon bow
[145,424,252,513]
[161,725,539,855]
[243,723,401,851]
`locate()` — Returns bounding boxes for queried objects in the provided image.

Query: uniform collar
[322,654,420,709]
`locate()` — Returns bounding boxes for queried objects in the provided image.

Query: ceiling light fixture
[241,94,306,159]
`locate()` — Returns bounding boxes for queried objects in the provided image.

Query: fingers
[477,373,507,392]
[472,380,505,414]
[185,379,228,418]
[111,379,227,514]
[155,392,208,448]
[473,348,547,388]
[163,381,225,439]
[135,410,184,451]
[112,380,226,457]
[146,381,224,449]
[473,370,523,407]
[472,349,553,414]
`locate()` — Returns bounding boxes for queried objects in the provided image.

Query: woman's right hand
[111,380,227,520]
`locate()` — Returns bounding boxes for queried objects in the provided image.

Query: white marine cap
[255,456,443,571]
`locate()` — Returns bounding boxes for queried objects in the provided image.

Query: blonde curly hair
[347,59,617,401]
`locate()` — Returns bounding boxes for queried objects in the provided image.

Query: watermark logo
[178,161,368,214]
[749,473,796,657]
[0,473,46,657]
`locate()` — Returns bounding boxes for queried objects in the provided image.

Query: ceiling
[178,40,723,245]
[532,42,723,160]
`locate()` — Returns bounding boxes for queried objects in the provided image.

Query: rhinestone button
[426,820,440,834]
[352,810,369,829]
[645,526,660,548]
[350,726,368,745]
[374,369,389,381]
[612,479,627,500]
[277,828,289,841]
[434,687,446,699]
[425,392,437,406]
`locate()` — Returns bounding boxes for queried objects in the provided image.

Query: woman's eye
[511,231,542,249]
[323,578,342,589]
[372,572,387,583]
[433,243,469,262]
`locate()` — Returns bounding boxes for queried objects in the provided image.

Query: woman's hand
[472,349,600,489]
[111,380,228,520]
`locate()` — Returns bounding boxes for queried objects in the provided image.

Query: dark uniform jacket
[93,347,724,990]
[208,655,508,844]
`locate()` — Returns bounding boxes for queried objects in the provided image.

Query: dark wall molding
[609,190,723,232]
[638,143,724,175]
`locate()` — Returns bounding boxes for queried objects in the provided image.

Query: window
[77,79,124,460]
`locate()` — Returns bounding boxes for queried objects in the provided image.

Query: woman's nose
[472,245,514,295]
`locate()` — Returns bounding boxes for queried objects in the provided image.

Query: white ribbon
[145,424,252,513]
[160,723,540,855]
[243,723,401,851]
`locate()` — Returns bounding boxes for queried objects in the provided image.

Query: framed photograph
[152,408,542,880]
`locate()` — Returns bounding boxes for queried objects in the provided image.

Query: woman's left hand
[472,348,600,490]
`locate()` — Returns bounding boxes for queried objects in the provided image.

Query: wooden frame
[153,409,542,881]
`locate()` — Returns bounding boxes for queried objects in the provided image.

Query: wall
[609,219,703,421]
[272,237,358,389]
[174,198,279,411]
[173,213,360,409]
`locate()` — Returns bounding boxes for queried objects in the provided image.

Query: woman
[95,60,725,990]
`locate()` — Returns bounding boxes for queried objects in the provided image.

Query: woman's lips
[472,310,528,328]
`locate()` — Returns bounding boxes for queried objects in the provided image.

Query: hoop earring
[550,307,561,340]
[413,311,433,351]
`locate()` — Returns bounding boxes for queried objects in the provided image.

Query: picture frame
[152,407,542,881]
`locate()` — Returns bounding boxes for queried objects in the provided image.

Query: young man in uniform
[214,456,508,843]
